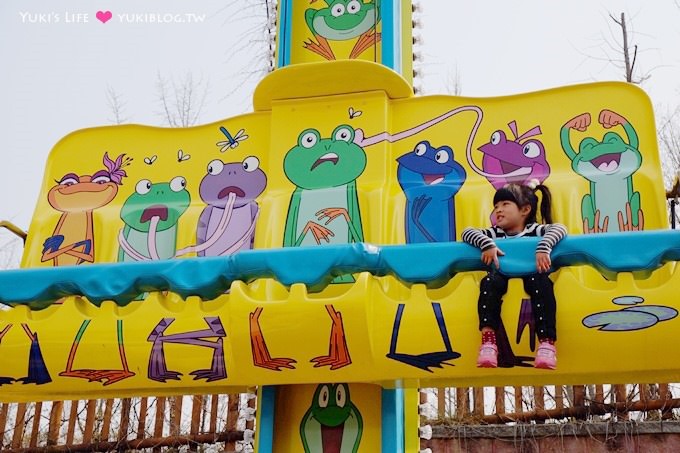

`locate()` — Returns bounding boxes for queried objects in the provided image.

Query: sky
[1,0,679,265]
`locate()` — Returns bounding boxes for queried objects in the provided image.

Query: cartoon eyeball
[523,142,541,158]
[136,179,152,195]
[318,385,330,408]
[347,0,361,14]
[435,149,450,164]
[242,156,260,173]
[92,174,112,184]
[333,125,354,143]
[207,159,224,175]
[169,176,187,192]
[414,142,427,156]
[331,3,345,16]
[491,131,503,145]
[336,384,347,408]
[59,175,79,186]
[299,130,319,149]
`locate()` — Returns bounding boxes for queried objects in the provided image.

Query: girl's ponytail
[534,184,553,224]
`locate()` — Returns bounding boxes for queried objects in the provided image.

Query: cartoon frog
[254,109,484,373]
[561,109,643,233]
[300,383,363,453]
[41,153,129,266]
[118,177,191,261]
[397,140,466,243]
[304,0,381,60]
[476,121,550,190]
[283,125,365,257]
[194,157,267,256]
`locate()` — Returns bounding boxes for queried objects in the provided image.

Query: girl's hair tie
[527,178,540,190]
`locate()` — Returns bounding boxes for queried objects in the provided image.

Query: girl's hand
[536,252,552,273]
[482,247,504,269]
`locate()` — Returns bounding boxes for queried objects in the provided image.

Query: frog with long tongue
[117,176,191,262]
[178,156,267,257]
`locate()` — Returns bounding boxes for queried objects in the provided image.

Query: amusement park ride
[1,1,680,451]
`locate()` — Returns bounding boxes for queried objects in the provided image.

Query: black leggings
[478,271,557,341]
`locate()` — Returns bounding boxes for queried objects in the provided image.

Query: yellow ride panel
[0,62,672,403]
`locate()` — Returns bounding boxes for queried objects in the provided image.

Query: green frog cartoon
[304,0,381,60]
[118,177,191,261]
[253,125,372,373]
[560,109,643,233]
[283,125,365,282]
[300,383,363,453]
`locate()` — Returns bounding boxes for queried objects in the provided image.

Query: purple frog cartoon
[474,121,550,190]
[194,156,267,256]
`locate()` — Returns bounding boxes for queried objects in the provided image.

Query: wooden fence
[0,393,253,452]
[419,383,679,449]
[2,383,679,451]
[421,383,678,424]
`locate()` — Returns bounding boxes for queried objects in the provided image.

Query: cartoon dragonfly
[216,126,249,152]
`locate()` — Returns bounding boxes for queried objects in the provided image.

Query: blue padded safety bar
[1,230,679,309]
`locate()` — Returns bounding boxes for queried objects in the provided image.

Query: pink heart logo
[96,11,112,24]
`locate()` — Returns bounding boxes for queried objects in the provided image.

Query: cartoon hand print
[565,112,591,132]
[599,109,626,129]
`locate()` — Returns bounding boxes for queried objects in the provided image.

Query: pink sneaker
[534,342,556,370]
[477,343,498,368]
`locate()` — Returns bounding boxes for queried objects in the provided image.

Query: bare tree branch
[156,72,209,128]
[578,11,652,85]
[105,86,128,125]
[156,72,177,128]
[659,106,680,189]
[217,0,274,109]
[606,12,652,84]
[0,234,21,270]
[444,66,462,96]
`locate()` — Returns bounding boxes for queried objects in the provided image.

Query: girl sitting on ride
[461,180,567,370]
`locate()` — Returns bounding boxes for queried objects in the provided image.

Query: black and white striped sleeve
[536,223,567,254]
[462,227,496,251]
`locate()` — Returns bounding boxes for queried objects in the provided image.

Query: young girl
[461,182,567,370]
